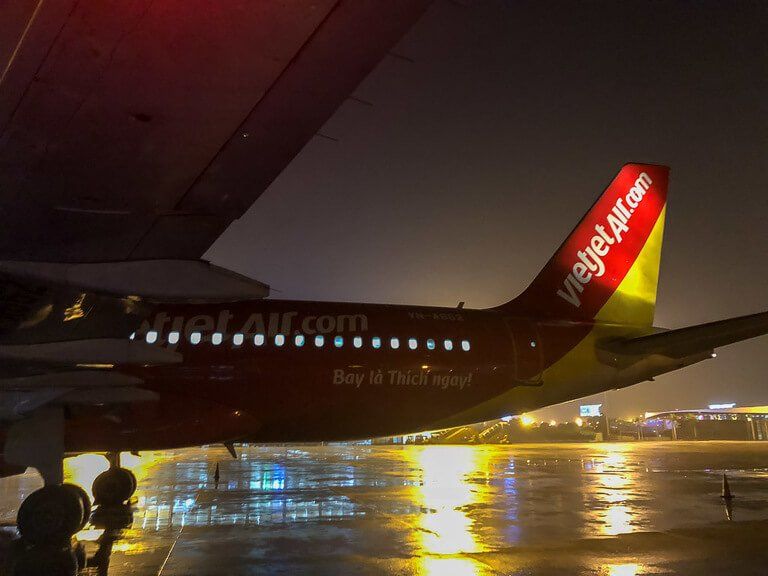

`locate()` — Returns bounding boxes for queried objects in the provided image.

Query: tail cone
[721,472,733,500]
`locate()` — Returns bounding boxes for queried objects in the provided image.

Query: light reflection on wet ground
[2,442,768,575]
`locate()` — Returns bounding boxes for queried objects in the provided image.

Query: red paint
[1,165,674,453]
[503,163,668,321]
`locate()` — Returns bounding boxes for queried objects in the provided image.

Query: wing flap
[602,311,768,359]
[0,1,432,262]
[0,338,181,366]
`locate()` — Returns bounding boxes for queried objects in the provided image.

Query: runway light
[501,415,513,422]
[520,414,535,427]
[549,420,557,427]
[575,417,584,427]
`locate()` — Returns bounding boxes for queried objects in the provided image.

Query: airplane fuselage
[58,298,690,453]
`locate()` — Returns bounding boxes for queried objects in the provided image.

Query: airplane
[1,0,766,554]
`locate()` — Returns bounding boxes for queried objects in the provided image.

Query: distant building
[642,406,768,441]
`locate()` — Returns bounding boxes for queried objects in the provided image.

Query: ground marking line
[156,525,184,576]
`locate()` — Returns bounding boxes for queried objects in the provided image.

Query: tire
[125,468,137,496]
[17,486,84,546]
[92,468,134,506]
[61,484,91,530]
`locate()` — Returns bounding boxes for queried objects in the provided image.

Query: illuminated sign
[579,404,602,417]
[708,403,736,410]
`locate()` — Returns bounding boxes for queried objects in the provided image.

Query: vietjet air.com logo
[556,172,653,308]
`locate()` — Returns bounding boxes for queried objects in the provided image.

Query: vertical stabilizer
[501,163,669,326]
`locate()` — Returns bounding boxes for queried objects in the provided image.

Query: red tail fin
[500,163,669,326]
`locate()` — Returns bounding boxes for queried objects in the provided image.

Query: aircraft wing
[603,311,768,359]
[0,0,431,262]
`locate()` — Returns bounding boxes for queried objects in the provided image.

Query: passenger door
[505,317,543,384]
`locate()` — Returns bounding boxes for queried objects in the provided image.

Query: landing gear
[92,468,136,506]
[62,484,92,531]
[4,409,90,547]
[5,410,140,569]
[16,485,85,546]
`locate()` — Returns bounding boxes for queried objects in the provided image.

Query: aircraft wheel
[125,468,137,495]
[61,484,91,530]
[17,486,84,546]
[92,468,134,506]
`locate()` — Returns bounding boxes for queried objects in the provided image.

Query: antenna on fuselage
[457,301,465,309]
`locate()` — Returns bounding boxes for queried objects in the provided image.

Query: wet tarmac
[1,442,768,575]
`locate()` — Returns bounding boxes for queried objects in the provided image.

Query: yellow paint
[414,204,668,427]
[595,205,666,327]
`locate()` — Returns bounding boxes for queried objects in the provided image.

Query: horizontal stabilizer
[603,311,768,359]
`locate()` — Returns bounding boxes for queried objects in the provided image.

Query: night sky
[209,0,768,420]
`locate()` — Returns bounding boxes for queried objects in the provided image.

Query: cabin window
[390,337,400,349]
[190,332,202,345]
[233,333,244,346]
[275,334,286,347]
[254,334,265,346]
[145,331,158,344]
[461,340,471,351]
[168,331,180,345]
[334,335,344,348]
[212,333,223,346]
[372,337,382,349]
[408,338,417,350]
[294,334,305,347]
[426,339,435,350]
[315,335,324,347]
[444,339,453,351]
[353,336,363,348]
